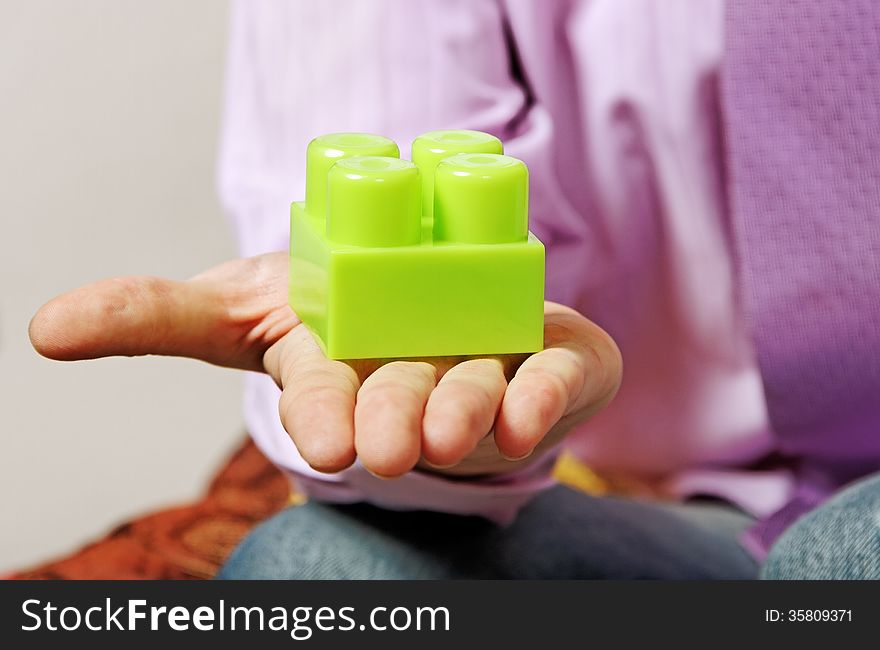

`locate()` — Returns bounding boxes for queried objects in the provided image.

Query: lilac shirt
[218,0,880,554]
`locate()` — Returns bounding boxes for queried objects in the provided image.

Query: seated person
[30,0,880,579]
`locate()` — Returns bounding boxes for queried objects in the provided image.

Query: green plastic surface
[289,130,545,360]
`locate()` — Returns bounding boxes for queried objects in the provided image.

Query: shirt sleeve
[218,0,581,519]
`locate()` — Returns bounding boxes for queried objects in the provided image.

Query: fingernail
[501,448,534,462]
[420,459,458,470]
[364,468,398,480]
[363,463,418,480]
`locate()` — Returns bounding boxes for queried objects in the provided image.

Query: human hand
[30,252,621,477]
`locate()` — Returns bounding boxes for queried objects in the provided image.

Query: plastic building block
[289,130,545,360]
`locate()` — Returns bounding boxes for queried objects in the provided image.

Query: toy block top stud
[411,130,503,218]
[305,133,399,218]
[433,153,528,244]
[327,156,422,247]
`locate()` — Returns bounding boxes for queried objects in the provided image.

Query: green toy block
[289,130,545,360]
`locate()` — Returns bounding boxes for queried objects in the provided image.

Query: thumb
[30,253,295,371]
[29,275,234,366]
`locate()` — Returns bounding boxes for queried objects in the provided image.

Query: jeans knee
[761,475,880,580]
[217,501,453,580]
[217,506,318,579]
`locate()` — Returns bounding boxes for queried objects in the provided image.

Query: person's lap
[218,485,759,579]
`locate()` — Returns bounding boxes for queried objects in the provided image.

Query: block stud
[327,156,422,247]
[305,133,399,218]
[411,130,502,218]
[433,153,528,244]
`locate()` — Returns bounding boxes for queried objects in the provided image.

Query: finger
[270,327,359,473]
[421,358,507,467]
[354,361,437,478]
[28,253,293,371]
[494,307,621,460]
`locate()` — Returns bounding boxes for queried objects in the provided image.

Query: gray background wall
[0,0,244,572]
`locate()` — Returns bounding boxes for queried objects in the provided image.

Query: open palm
[30,252,621,478]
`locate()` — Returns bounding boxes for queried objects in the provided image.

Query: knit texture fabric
[722,0,880,552]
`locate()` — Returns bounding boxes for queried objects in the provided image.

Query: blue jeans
[761,472,880,579]
[219,474,880,579]
[219,485,758,579]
